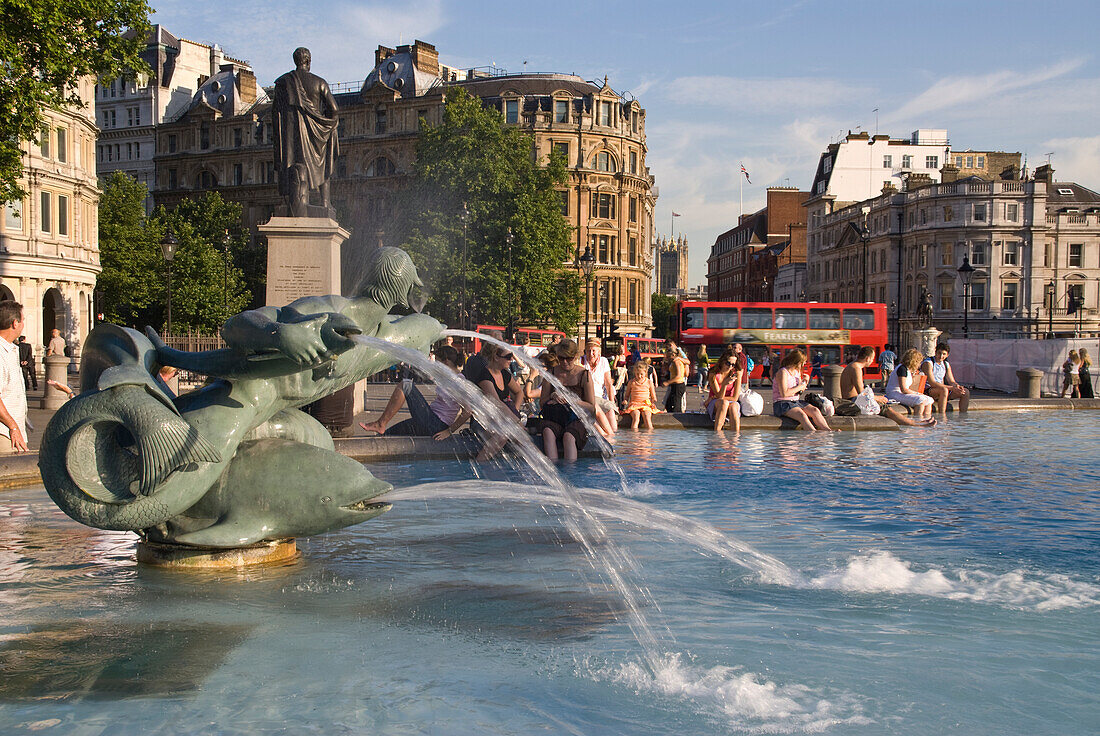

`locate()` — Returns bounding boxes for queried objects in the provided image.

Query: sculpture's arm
[221,302,358,365]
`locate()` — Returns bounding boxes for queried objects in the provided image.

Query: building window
[941,243,954,266]
[629,236,637,266]
[919,244,927,268]
[926,155,938,169]
[40,192,51,233]
[628,196,637,223]
[977,155,985,168]
[416,109,428,130]
[554,100,568,123]
[1002,282,1017,311]
[902,154,912,168]
[955,155,963,167]
[558,190,568,216]
[973,204,986,222]
[375,106,387,133]
[200,121,210,150]
[591,192,616,219]
[366,157,395,177]
[505,99,518,124]
[233,163,243,185]
[939,282,954,312]
[1003,241,1018,265]
[593,234,610,262]
[599,100,612,126]
[969,281,986,310]
[1006,203,1018,221]
[1068,283,1084,307]
[57,194,68,236]
[39,129,50,158]
[167,134,177,153]
[944,205,953,222]
[629,150,637,174]
[970,242,986,266]
[134,142,140,159]
[233,127,243,147]
[920,208,927,224]
[265,161,274,183]
[883,155,892,168]
[629,280,637,314]
[552,142,568,160]
[198,170,216,189]
[5,199,23,232]
[964,156,973,168]
[594,151,616,172]
[168,168,178,189]
[56,127,67,162]
[1069,243,1083,267]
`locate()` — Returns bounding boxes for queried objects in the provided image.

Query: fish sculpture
[38,247,440,548]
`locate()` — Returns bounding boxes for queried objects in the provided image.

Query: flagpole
[739,167,743,220]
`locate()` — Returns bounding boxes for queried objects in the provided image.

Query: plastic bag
[738,389,764,417]
[853,386,879,415]
[819,396,835,417]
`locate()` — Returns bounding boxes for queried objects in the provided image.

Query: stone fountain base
[136,538,299,569]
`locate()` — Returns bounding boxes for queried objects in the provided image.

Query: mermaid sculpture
[39,247,442,549]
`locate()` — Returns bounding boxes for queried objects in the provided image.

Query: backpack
[744,355,755,374]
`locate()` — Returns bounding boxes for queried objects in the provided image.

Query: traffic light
[608,319,620,339]
[596,325,603,338]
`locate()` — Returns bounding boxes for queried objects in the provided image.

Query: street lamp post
[460,203,469,330]
[505,227,515,340]
[761,277,768,302]
[579,246,596,342]
[957,255,975,337]
[1046,279,1056,338]
[160,228,179,334]
[890,301,898,347]
[222,229,230,321]
[860,205,871,303]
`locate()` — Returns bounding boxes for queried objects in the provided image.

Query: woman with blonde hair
[885,348,934,421]
[771,348,833,431]
[1078,348,1094,399]
[1061,350,1081,398]
[622,360,659,429]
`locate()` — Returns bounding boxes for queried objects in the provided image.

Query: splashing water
[353,336,668,671]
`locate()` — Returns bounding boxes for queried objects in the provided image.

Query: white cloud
[1038,135,1100,189]
[663,76,869,111]
[886,57,1086,124]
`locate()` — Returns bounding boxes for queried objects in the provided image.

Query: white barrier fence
[947,338,1099,395]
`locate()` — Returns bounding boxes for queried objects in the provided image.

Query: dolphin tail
[135,417,223,496]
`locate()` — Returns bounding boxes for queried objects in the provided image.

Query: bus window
[843,309,875,330]
[809,308,840,329]
[681,307,704,330]
[741,308,772,329]
[744,344,768,375]
[809,345,841,366]
[774,308,807,329]
[706,307,738,329]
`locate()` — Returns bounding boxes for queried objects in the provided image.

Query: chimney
[1000,164,1020,181]
[374,45,396,67]
[940,163,960,183]
[881,181,898,195]
[410,40,439,76]
[905,172,933,191]
[1034,164,1055,183]
[237,67,257,105]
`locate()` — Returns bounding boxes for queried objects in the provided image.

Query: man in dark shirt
[17,336,36,390]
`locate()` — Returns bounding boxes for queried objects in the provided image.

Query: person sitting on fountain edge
[462,332,524,460]
[359,344,473,439]
[834,346,935,427]
[920,343,969,413]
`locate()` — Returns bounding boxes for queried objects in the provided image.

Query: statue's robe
[272,69,338,195]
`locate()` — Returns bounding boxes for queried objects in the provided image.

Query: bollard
[42,354,70,409]
[822,365,844,401]
[1016,368,1043,399]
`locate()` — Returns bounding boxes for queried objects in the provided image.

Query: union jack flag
[740,163,751,184]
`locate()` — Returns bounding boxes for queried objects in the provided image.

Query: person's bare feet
[359,420,386,435]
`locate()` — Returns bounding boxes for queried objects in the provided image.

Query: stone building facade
[96,25,254,210]
[806,165,1099,346]
[707,187,808,302]
[151,40,658,334]
[0,79,101,364]
[654,235,688,295]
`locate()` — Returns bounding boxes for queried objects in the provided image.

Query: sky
[150,0,1100,287]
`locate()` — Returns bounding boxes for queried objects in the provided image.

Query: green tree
[0,0,151,202]
[650,293,678,338]
[395,89,580,333]
[98,177,252,333]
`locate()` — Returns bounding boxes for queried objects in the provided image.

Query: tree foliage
[650,293,678,338]
[97,173,252,332]
[394,88,580,333]
[0,0,151,202]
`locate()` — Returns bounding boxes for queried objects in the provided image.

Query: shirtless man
[838,345,935,427]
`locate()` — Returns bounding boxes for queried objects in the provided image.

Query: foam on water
[804,551,1100,610]
[587,652,871,733]
[618,480,670,498]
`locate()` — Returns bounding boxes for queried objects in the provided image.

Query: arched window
[198,170,217,189]
[366,157,395,177]
[594,151,616,173]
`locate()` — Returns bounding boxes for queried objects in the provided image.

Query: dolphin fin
[137,416,223,496]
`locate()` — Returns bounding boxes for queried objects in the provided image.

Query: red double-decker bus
[673,301,888,379]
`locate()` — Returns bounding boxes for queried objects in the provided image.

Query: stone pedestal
[259,216,349,307]
[822,365,844,401]
[911,327,942,359]
[42,355,70,409]
[1016,368,1043,399]
[136,538,298,569]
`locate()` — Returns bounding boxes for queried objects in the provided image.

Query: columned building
[0,79,101,364]
[152,40,658,334]
[807,165,1099,346]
